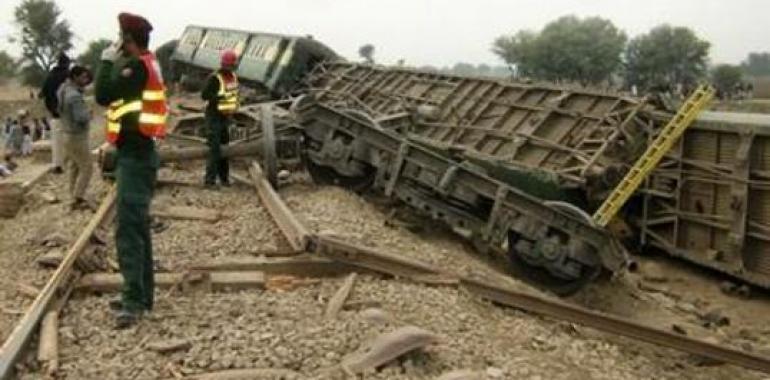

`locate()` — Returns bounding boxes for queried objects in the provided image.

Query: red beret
[118,12,153,34]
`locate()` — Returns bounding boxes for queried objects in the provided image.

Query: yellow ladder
[592,84,716,227]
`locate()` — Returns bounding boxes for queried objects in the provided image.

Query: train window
[183,30,201,46]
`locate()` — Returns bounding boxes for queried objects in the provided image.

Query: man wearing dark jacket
[39,53,71,173]
[201,49,239,187]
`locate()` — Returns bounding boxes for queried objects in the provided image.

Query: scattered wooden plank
[190,255,353,278]
[341,326,438,374]
[36,311,58,373]
[152,205,221,223]
[36,250,64,268]
[265,276,321,292]
[161,368,302,380]
[0,186,117,378]
[229,172,252,187]
[325,273,357,320]
[36,276,77,378]
[435,370,484,380]
[76,271,266,293]
[16,283,40,299]
[249,162,309,251]
[146,339,192,354]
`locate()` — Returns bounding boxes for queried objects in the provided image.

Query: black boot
[115,309,142,329]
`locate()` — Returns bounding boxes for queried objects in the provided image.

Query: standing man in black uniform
[95,13,168,328]
[201,49,239,188]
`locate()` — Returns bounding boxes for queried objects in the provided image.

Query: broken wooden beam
[36,311,58,375]
[435,370,484,380]
[189,255,353,278]
[314,234,452,280]
[249,162,309,251]
[325,273,357,320]
[76,271,266,293]
[159,140,263,163]
[0,186,117,378]
[15,284,40,299]
[161,368,302,380]
[152,205,222,223]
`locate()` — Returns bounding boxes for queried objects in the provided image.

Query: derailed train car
[304,62,659,208]
[296,62,668,293]
[639,111,770,289]
[172,25,337,97]
[302,62,770,290]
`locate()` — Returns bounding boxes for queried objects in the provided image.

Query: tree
[77,38,111,71]
[0,51,16,80]
[476,63,491,76]
[741,52,770,77]
[624,25,710,92]
[492,16,627,85]
[358,44,375,64]
[711,64,744,98]
[13,0,73,86]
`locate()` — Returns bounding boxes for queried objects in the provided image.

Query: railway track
[2,162,770,379]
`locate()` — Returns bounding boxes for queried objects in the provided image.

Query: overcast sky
[0,0,767,67]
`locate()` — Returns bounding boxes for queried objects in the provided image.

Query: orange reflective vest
[216,72,239,114]
[106,52,168,144]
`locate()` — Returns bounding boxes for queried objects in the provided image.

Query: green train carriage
[171,25,337,97]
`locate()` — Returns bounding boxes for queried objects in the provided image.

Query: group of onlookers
[2,112,53,157]
[1,53,95,211]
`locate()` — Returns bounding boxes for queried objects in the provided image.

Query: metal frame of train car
[295,97,628,295]
[172,25,337,96]
[305,62,660,209]
[638,111,770,288]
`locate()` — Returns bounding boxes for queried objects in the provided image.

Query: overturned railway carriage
[297,62,677,292]
[169,25,336,141]
[295,100,628,294]
[639,112,770,288]
[172,25,337,97]
[306,62,660,208]
[304,62,770,289]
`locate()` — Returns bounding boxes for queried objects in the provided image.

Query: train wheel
[506,241,601,296]
[304,158,376,193]
[506,201,602,296]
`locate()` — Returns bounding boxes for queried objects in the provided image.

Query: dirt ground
[0,169,763,379]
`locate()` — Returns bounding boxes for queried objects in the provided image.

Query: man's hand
[101,40,122,62]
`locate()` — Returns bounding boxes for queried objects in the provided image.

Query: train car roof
[695,110,770,135]
[183,24,315,42]
[699,111,770,126]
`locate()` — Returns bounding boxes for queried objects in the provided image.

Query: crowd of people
[2,111,53,159]
[1,52,95,208]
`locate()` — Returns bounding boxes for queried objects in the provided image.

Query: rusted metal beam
[0,186,117,379]
[248,162,310,251]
